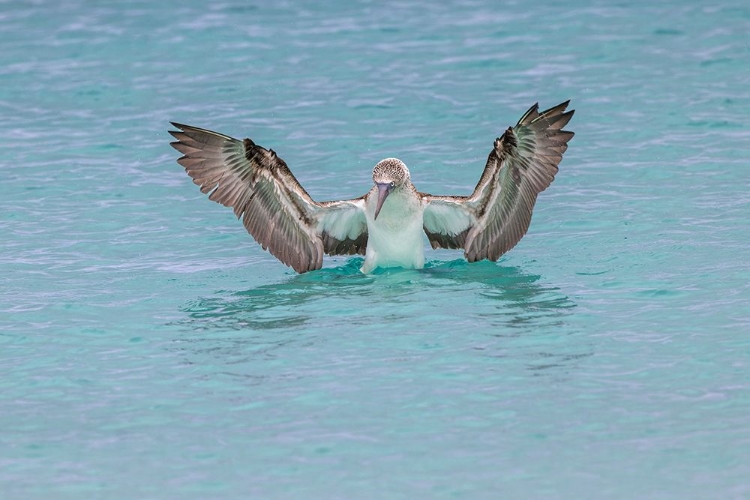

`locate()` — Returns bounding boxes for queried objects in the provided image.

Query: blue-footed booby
[169,101,574,273]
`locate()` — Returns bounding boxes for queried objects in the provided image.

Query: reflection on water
[177,258,372,332]
[176,257,576,333]
[423,258,576,332]
[171,257,586,379]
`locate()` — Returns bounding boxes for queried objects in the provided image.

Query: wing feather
[316,199,368,255]
[169,123,367,273]
[421,101,575,261]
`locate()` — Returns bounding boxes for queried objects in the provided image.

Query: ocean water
[2,0,750,498]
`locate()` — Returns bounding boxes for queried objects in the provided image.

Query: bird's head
[371,158,410,220]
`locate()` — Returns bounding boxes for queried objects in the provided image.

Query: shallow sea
[2,1,750,498]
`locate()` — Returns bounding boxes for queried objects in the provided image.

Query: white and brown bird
[169,101,574,273]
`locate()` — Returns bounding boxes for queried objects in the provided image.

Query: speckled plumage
[372,158,411,186]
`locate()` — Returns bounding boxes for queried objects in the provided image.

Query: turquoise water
[2,0,750,498]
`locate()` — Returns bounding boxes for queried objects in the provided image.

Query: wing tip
[519,99,574,126]
[539,100,575,122]
[517,102,540,126]
[170,121,189,131]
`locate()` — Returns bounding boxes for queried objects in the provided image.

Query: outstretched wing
[421,101,574,262]
[169,123,367,273]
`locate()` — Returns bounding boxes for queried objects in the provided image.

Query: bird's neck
[370,184,420,223]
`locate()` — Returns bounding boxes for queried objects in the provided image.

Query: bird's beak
[374,183,392,220]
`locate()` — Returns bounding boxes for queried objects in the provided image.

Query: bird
[169,101,574,274]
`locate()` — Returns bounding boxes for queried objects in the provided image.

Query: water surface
[2,1,749,498]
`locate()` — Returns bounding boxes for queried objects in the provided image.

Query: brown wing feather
[170,123,332,273]
[421,101,575,261]
[419,195,472,250]
[317,200,369,255]
[465,101,574,261]
[425,226,469,250]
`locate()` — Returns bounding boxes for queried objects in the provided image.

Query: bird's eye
[390,181,395,187]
